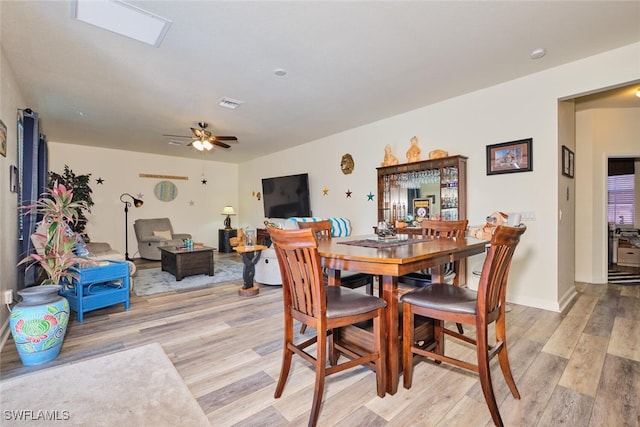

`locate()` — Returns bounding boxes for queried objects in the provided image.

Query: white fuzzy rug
[133,254,243,296]
[0,343,210,426]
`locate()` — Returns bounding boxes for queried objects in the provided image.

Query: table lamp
[221,205,236,229]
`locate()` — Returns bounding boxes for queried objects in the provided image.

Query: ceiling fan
[163,122,238,151]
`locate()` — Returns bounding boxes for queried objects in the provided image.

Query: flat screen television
[262,173,311,218]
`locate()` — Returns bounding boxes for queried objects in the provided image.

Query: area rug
[0,343,209,426]
[134,254,243,296]
[608,270,640,286]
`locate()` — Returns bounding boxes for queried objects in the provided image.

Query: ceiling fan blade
[213,140,231,149]
[212,136,238,141]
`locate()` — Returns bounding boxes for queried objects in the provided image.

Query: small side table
[233,245,268,297]
[219,229,238,253]
[60,261,130,323]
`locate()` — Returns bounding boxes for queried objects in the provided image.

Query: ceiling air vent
[218,97,244,110]
[167,140,182,146]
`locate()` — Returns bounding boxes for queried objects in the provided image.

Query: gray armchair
[133,218,192,260]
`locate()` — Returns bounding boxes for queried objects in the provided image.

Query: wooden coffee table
[159,246,215,281]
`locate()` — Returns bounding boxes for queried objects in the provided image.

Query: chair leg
[275,320,295,398]
[373,309,386,397]
[300,324,307,334]
[496,316,520,399]
[476,324,503,427]
[329,328,339,366]
[433,319,444,363]
[456,323,464,335]
[309,328,327,427]
[402,302,415,389]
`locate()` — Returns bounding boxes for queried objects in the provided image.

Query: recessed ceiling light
[530,48,546,60]
[72,0,172,47]
[218,97,244,110]
[274,68,287,77]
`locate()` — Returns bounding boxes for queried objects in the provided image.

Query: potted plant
[10,182,93,366]
[48,165,93,239]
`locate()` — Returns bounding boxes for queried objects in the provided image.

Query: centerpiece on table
[10,182,93,366]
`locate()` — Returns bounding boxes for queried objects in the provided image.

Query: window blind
[607,174,635,225]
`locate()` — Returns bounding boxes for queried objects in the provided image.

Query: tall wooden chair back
[297,219,374,296]
[421,219,468,239]
[297,220,332,240]
[268,227,387,427]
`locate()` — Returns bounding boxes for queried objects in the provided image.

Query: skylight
[72,0,172,47]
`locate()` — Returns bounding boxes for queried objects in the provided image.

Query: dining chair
[268,227,387,427]
[400,219,469,284]
[297,220,375,295]
[399,219,468,334]
[401,224,526,427]
[297,220,376,334]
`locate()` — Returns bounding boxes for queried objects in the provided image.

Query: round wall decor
[154,180,178,202]
[340,153,354,174]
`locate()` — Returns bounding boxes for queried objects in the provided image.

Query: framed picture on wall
[413,198,431,220]
[486,138,533,175]
[562,145,574,178]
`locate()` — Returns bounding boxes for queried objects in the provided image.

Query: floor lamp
[120,193,143,260]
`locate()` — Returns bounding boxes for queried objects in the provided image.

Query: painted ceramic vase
[9,285,70,366]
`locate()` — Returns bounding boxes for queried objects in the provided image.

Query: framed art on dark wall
[562,145,574,178]
[486,138,533,175]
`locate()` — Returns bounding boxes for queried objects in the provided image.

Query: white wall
[48,143,239,255]
[0,48,26,335]
[557,100,577,308]
[575,108,640,284]
[240,42,640,312]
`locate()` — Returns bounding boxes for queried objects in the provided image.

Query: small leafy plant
[19,183,94,285]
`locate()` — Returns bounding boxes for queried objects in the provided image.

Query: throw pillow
[153,230,172,240]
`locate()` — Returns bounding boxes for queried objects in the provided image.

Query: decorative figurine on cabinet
[381,144,399,166]
[429,149,449,160]
[406,136,422,163]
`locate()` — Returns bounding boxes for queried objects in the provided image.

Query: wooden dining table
[317,234,488,394]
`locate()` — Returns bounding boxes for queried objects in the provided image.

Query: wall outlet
[3,290,13,304]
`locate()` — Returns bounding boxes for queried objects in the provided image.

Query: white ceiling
[2,1,640,164]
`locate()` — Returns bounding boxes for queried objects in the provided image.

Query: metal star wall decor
[345,189,352,198]
[189,200,195,206]
[201,178,208,185]
[96,177,104,184]
[367,192,374,201]
[323,188,329,196]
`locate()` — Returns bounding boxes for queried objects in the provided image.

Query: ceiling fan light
[192,140,204,151]
[203,140,214,150]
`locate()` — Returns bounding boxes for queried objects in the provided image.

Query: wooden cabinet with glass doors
[377,155,467,234]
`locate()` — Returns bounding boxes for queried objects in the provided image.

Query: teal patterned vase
[9,285,70,366]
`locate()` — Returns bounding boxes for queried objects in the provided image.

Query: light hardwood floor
[1,271,639,426]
